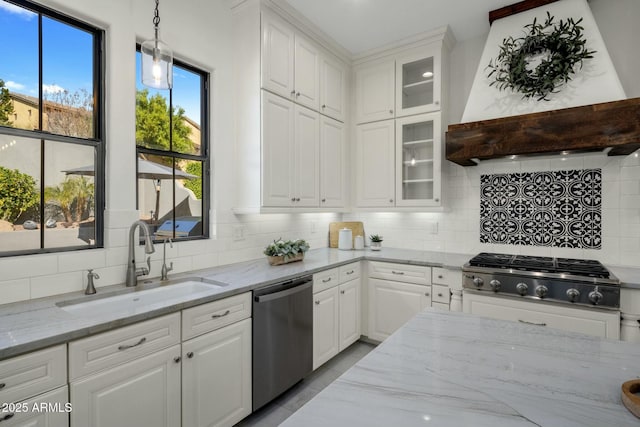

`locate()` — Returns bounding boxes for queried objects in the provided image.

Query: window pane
[172,65,202,155]
[0,1,39,131]
[175,159,203,238]
[0,135,41,253]
[44,141,95,248]
[135,53,171,152]
[42,16,95,138]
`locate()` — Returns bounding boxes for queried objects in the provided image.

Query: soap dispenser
[85,269,100,295]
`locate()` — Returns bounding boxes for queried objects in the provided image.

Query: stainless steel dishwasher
[252,275,313,411]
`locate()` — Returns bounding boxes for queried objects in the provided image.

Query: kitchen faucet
[160,238,173,281]
[126,220,155,287]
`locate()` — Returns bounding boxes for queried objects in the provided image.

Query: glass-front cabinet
[395,49,441,117]
[395,112,441,206]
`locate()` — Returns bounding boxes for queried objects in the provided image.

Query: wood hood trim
[446,98,640,166]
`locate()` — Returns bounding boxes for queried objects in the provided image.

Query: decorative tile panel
[480,169,602,249]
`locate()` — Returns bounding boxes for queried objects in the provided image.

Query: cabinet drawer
[313,267,339,293]
[339,263,361,283]
[431,302,450,312]
[368,261,431,285]
[182,292,252,340]
[69,313,180,381]
[0,345,66,405]
[1,385,68,426]
[432,285,450,304]
[432,267,461,288]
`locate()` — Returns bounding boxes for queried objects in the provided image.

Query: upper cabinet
[294,34,321,110]
[355,60,395,124]
[261,14,295,99]
[320,55,347,122]
[396,48,441,117]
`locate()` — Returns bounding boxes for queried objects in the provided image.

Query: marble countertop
[0,247,468,360]
[281,309,640,427]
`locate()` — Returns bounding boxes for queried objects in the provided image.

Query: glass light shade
[141,37,173,89]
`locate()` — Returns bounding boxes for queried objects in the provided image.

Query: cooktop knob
[516,282,528,296]
[566,288,580,302]
[535,285,548,298]
[489,279,501,292]
[588,289,603,305]
[473,277,484,288]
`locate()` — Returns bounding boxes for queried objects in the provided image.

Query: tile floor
[236,341,376,427]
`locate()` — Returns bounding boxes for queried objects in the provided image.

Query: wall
[345,0,640,267]
[0,0,339,304]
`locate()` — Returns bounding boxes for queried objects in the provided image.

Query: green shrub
[183,162,202,200]
[0,166,39,223]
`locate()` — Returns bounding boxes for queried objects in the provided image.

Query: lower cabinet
[3,386,69,427]
[368,278,432,341]
[313,286,340,370]
[70,345,182,427]
[338,279,361,350]
[182,318,252,427]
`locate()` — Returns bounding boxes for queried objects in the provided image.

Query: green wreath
[487,12,596,101]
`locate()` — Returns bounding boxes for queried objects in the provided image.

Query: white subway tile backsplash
[191,252,219,271]
[31,272,83,299]
[0,279,30,304]
[0,255,58,281]
[58,250,107,273]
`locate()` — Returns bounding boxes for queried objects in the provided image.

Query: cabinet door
[355,120,395,207]
[70,346,181,427]
[262,91,294,207]
[395,112,441,207]
[395,48,441,117]
[339,279,361,351]
[261,13,294,99]
[294,34,320,110]
[320,116,346,208]
[182,319,252,427]
[294,104,320,207]
[3,386,68,427]
[313,287,340,370]
[368,278,431,342]
[320,55,346,121]
[355,60,395,124]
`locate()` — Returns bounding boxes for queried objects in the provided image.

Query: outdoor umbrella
[63,158,197,221]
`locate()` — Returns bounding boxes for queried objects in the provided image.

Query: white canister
[338,228,353,250]
[354,235,364,250]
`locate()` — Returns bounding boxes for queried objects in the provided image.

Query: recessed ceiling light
[422,71,433,78]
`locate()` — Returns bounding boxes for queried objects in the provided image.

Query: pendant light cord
[153,0,160,39]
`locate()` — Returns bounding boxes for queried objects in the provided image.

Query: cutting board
[329,222,365,248]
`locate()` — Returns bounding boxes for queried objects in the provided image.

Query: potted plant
[264,238,310,265]
[369,234,383,251]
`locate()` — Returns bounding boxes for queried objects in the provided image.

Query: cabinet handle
[118,337,146,351]
[391,271,404,275]
[346,270,354,275]
[187,352,194,359]
[322,277,332,283]
[434,198,440,202]
[425,292,430,297]
[291,197,296,202]
[438,293,443,297]
[296,197,301,202]
[518,319,546,327]
[389,199,393,203]
[322,104,326,109]
[438,275,443,279]
[0,413,15,422]
[290,90,296,95]
[340,290,345,294]
[296,92,300,97]
[0,383,5,390]
[174,356,181,363]
[435,100,440,105]
[212,310,230,319]
[389,109,393,114]
[322,198,326,202]
[315,300,320,305]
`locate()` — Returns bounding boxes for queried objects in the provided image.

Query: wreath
[487,12,596,101]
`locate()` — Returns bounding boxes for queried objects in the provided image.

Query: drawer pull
[0,383,5,390]
[438,275,443,279]
[322,277,332,283]
[438,293,443,297]
[211,310,230,319]
[174,356,181,363]
[346,270,355,275]
[391,271,404,275]
[518,319,546,327]
[425,292,430,297]
[315,300,320,305]
[1,413,15,422]
[118,337,147,351]
[340,290,345,294]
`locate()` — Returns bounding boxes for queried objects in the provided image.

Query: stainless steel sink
[57,279,225,317]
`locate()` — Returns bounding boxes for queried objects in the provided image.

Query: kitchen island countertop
[281,309,640,427]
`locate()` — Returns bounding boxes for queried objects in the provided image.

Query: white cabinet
[320,55,346,122]
[261,12,294,99]
[2,386,69,427]
[355,60,395,124]
[261,91,319,207]
[320,116,347,208]
[395,49,442,117]
[313,286,340,370]
[70,345,182,427]
[294,34,321,110]
[462,292,620,339]
[182,318,252,427]
[339,278,361,350]
[355,120,395,207]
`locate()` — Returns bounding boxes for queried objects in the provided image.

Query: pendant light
[141,0,173,89]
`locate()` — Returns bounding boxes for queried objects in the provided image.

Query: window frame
[135,46,210,242]
[0,0,105,257]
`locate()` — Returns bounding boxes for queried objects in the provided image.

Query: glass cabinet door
[395,48,441,117]
[395,112,441,206]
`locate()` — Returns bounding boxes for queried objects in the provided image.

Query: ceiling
[284,0,515,54]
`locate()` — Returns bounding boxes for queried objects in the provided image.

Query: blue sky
[0,1,201,125]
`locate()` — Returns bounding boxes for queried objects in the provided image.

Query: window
[135,48,209,241]
[0,0,104,256]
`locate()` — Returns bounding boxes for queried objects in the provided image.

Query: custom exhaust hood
[446,0,639,166]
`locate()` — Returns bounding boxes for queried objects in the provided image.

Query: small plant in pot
[369,234,383,251]
[264,238,310,265]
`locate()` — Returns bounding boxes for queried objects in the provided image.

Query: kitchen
[0,0,640,425]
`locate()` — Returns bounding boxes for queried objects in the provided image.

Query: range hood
[446,0,637,166]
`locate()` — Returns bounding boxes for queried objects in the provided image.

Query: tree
[183,162,202,199]
[0,166,39,223]
[0,79,14,127]
[136,89,194,154]
[43,89,93,138]
[45,178,78,223]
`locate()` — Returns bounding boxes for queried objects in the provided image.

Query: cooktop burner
[468,252,610,278]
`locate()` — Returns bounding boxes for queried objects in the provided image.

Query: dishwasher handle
[254,279,312,303]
